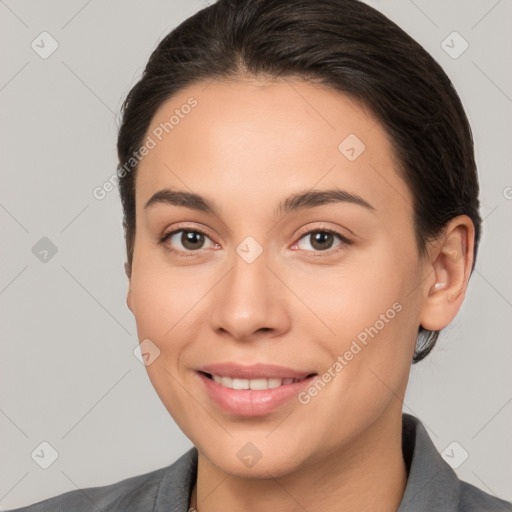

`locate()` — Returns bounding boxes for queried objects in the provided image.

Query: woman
[8,0,511,510]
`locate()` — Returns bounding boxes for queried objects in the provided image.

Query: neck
[190,409,408,512]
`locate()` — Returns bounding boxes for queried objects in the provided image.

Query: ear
[125,262,134,313]
[419,215,475,331]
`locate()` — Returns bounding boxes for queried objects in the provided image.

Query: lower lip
[196,372,317,417]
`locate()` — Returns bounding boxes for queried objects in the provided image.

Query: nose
[209,244,291,343]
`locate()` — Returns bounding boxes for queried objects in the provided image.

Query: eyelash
[159,225,352,258]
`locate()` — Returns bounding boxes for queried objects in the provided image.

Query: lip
[195,363,318,417]
[197,362,316,380]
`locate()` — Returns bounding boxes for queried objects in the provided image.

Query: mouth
[199,371,317,390]
[195,367,319,417]
[194,362,319,416]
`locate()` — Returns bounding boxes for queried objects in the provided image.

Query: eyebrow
[143,187,375,218]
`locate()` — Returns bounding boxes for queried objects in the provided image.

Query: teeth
[211,374,306,390]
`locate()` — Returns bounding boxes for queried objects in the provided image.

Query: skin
[126,77,475,512]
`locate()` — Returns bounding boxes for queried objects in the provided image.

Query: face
[127,78,428,478]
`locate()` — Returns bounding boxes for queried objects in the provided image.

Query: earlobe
[419,216,475,331]
[125,262,134,314]
[127,287,134,314]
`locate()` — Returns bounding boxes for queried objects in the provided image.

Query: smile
[205,373,312,390]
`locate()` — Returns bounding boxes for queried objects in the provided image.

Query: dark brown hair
[116,0,481,362]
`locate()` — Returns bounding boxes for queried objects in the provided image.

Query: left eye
[293,230,346,252]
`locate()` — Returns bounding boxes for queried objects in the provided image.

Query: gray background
[0,0,511,508]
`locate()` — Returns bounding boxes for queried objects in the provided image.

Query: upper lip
[197,362,317,380]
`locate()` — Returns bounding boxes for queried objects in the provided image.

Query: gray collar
[397,413,461,511]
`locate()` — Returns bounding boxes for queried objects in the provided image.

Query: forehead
[135,78,412,220]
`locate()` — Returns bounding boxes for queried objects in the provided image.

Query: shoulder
[5,465,167,512]
[459,481,512,512]
[399,414,512,512]
[5,447,198,512]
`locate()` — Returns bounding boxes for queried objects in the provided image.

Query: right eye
[160,228,218,256]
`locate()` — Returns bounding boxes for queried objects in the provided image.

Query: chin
[194,433,314,479]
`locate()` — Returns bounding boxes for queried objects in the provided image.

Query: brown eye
[295,230,349,253]
[309,231,335,251]
[163,229,216,253]
[180,231,205,250]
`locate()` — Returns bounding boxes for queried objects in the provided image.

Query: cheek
[128,267,200,424]
[292,245,419,392]
[128,259,220,384]
[287,246,413,340]
[130,274,174,339]
[292,264,416,444]
[129,252,205,336]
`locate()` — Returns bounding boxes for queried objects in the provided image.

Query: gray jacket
[7,414,512,511]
